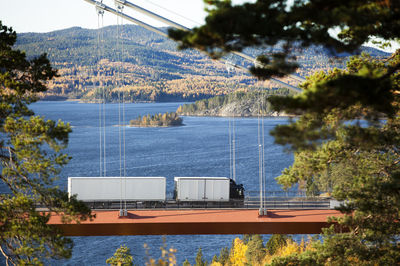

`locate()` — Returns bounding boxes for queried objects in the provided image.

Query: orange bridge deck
[48,209,342,236]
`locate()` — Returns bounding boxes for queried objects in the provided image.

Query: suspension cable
[97,5,104,177]
[258,90,262,211]
[122,7,127,214]
[232,112,236,182]
[117,3,123,214]
[228,82,236,181]
[229,114,232,180]
[227,56,237,183]
[116,0,127,216]
[142,0,202,27]
[262,91,266,210]
[258,89,267,215]
[101,14,107,177]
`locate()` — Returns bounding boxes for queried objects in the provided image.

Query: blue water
[5,101,295,265]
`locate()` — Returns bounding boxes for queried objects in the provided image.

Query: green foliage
[0,194,73,265]
[244,235,266,266]
[195,248,206,266]
[106,245,134,266]
[172,2,400,262]
[266,52,400,264]
[130,112,183,127]
[170,0,399,80]
[0,21,92,265]
[217,247,229,265]
[183,258,191,266]
[266,235,291,256]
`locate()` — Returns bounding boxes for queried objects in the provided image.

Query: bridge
[46,1,341,238]
[48,209,342,236]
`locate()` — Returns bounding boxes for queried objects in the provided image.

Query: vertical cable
[115,1,127,215]
[261,91,266,208]
[101,17,107,177]
[97,11,103,177]
[232,113,236,182]
[123,90,127,212]
[231,68,237,183]
[117,11,123,213]
[258,89,263,211]
[228,117,232,180]
[121,10,127,213]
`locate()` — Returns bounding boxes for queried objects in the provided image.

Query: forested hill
[16,26,205,73]
[14,25,389,102]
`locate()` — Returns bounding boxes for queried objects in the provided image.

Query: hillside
[14,25,389,102]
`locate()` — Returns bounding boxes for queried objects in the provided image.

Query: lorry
[68,176,166,201]
[174,177,230,201]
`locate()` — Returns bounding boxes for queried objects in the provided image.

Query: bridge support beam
[48,209,341,236]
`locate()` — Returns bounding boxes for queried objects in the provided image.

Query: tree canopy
[0,21,92,265]
[170,0,400,79]
[106,245,134,266]
[170,0,400,264]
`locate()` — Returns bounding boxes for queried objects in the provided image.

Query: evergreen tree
[183,258,191,266]
[211,254,218,263]
[266,235,291,256]
[106,245,134,266]
[269,53,400,264]
[245,235,265,265]
[169,0,399,80]
[0,21,92,265]
[169,1,400,264]
[218,247,229,265]
[195,248,206,266]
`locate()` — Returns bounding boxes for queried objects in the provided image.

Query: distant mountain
[15,26,217,74]
[14,25,390,102]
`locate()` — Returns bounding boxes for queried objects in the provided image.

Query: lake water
[4,101,296,265]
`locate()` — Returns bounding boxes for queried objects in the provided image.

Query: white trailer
[174,177,230,201]
[68,177,166,201]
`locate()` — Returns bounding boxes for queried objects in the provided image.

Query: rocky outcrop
[178,98,288,117]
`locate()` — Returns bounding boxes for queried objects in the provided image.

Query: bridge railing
[244,190,330,199]
[72,198,336,210]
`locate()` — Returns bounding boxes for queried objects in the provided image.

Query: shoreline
[128,124,185,128]
[177,113,295,118]
[38,99,295,118]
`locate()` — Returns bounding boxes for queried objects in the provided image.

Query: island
[176,89,292,117]
[130,112,183,127]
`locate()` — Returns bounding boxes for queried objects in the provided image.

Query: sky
[0,0,212,33]
[0,0,398,52]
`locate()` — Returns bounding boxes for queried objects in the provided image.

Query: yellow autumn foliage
[262,238,315,265]
[210,236,315,266]
[229,238,248,266]
[144,242,176,266]
[276,239,301,257]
